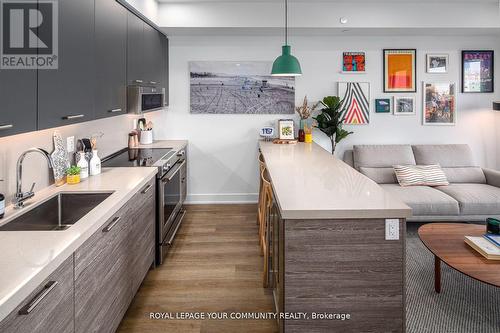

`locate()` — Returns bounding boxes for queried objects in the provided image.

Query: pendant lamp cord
[284,0,288,45]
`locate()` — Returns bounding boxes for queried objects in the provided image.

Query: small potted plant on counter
[313,96,353,155]
[66,166,82,185]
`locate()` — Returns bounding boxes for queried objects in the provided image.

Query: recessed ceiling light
[340,17,348,24]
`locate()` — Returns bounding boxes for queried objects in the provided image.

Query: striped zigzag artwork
[338,82,370,125]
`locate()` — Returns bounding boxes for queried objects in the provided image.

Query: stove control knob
[163,163,171,171]
[177,150,185,157]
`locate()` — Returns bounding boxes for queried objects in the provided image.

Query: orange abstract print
[384,50,416,92]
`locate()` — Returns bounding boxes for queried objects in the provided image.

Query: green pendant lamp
[271,0,302,76]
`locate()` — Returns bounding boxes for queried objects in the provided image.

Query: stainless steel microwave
[127,86,165,114]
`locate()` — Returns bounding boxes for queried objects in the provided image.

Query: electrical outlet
[385,219,399,240]
[67,136,75,153]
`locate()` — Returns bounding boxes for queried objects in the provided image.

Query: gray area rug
[406,223,500,333]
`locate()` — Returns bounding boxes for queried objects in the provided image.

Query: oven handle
[162,160,186,183]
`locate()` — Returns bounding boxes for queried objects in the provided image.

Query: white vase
[89,150,101,176]
[77,152,89,179]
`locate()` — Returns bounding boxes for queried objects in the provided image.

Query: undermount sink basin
[0,192,112,231]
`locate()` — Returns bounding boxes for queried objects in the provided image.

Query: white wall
[152,33,500,204]
[125,0,159,24]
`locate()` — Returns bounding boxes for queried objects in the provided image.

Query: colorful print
[424,82,456,125]
[384,49,417,92]
[343,52,366,72]
[338,82,370,125]
[462,51,494,93]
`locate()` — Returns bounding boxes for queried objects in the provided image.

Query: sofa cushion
[393,165,449,187]
[353,145,416,170]
[436,184,500,215]
[412,144,486,183]
[380,184,459,216]
[359,167,398,184]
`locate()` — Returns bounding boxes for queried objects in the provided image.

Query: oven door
[158,160,185,264]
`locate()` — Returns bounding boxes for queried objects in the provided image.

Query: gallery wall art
[394,96,416,115]
[342,52,366,73]
[462,50,494,93]
[338,82,370,124]
[427,54,448,74]
[383,49,417,93]
[375,99,391,113]
[423,82,456,125]
[190,61,295,114]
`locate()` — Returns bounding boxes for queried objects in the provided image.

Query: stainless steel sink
[0,192,112,231]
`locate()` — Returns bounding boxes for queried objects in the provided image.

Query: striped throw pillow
[393,165,449,187]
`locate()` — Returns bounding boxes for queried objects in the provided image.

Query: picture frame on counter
[278,119,295,140]
[426,54,449,74]
[423,82,457,126]
[341,52,366,73]
[462,50,494,93]
[383,49,417,93]
[394,96,416,115]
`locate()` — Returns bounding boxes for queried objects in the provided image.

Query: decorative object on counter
[0,192,4,219]
[313,96,353,155]
[51,131,70,186]
[394,96,416,115]
[338,82,370,124]
[140,130,153,145]
[190,61,295,114]
[76,151,89,179]
[278,119,295,140]
[295,96,320,142]
[342,52,366,73]
[487,218,500,235]
[271,0,302,76]
[426,54,449,74]
[493,101,500,111]
[128,131,139,148]
[260,127,275,141]
[304,120,313,143]
[273,138,298,144]
[138,118,147,131]
[383,49,417,93]
[66,166,81,185]
[89,150,101,176]
[375,99,391,113]
[423,82,456,125]
[462,50,494,93]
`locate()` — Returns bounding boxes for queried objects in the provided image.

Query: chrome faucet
[14,148,53,209]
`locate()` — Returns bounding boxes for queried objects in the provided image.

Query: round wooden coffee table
[418,223,500,293]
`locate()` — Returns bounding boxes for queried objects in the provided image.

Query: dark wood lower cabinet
[0,257,74,333]
[75,178,156,333]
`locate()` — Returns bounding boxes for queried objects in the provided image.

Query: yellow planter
[67,174,81,185]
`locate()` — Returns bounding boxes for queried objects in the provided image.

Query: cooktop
[101,148,174,168]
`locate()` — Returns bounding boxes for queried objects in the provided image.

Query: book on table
[483,233,500,247]
[464,236,500,260]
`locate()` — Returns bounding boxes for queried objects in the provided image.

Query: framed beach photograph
[338,82,370,124]
[383,49,417,93]
[342,52,366,73]
[462,50,494,93]
[375,99,391,113]
[423,82,456,126]
[394,96,416,115]
[427,54,449,74]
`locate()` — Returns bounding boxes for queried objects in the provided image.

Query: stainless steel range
[102,147,187,265]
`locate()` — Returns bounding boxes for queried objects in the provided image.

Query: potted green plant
[66,165,81,185]
[313,96,353,154]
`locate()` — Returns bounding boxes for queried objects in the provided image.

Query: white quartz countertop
[138,139,188,150]
[0,167,157,322]
[259,141,411,220]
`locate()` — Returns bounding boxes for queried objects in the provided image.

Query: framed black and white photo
[426,54,448,74]
[394,96,416,115]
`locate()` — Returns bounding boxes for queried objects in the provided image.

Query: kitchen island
[259,141,412,333]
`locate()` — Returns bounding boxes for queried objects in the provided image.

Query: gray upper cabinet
[127,11,145,85]
[37,0,95,129]
[0,70,37,137]
[94,0,127,118]
[143,25,164,86]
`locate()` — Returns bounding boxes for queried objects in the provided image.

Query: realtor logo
[1,0,58,69]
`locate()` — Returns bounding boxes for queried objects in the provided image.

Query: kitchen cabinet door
[0,70,37,137]
[127,11,145,85]
[37,0,95,129]
[163,36,169,105]
[0,257,74,333]
[94,0,127,118]
[143,24,164,86]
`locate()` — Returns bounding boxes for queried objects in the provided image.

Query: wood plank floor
[117,204,278,333]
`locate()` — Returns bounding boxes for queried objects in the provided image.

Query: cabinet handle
[102,216,121,232]
[63,114,84,120]
[0,124,13,130]
[149,81,157,85]
[18,281,58,315]
[134,79,143,83]
[141,184,153,194]
[108,108,122,113]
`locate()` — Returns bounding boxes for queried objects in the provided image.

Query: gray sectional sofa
[344,144,500,222]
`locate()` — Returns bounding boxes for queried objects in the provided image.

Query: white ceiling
[157,0,497,3]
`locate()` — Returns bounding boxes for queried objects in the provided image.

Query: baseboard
[185,193,259,204]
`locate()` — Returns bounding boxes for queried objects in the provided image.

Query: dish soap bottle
[77,151,89,179]
[89,150,101,176]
